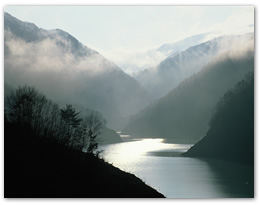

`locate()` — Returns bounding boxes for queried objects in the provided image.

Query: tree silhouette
[6,85,47,133]
[5,85,106,154]
[60,104,81,146]
[84,111,106,155]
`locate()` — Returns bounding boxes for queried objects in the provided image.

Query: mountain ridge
[123,40,254,143]
[4,12,152,130]
[135,33,254,99]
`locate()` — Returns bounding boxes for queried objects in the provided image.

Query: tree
[83,110,106,155]
[60,104,81,146]
[48,103,62,140]
[64,109,106,154]
[6,85,47,133]
[5,85,106,155]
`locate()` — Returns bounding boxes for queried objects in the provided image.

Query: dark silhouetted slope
[4,121,164,198]
[183,73,254,165]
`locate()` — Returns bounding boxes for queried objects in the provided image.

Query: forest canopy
[5,84,106,154]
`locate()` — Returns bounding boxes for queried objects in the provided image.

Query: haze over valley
[4,12,152,130]
[4,6,254,198]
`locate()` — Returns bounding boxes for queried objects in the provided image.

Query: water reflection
[100,138,192,171]
[202,159,254,198]
[100,138,253,198]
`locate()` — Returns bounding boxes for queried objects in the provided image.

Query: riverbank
[4,122,164,198]
[100,138,254,198]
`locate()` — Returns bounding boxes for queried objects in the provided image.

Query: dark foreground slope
[4,122,164,198]
[183,73,254,165]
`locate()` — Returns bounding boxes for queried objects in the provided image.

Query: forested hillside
[123,42,254,143]
[183,73,254,165]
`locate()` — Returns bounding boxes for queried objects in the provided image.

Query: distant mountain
[135,33,254,99]
[118,33,212,76]
[123,40,254,143]
[4,12,152,130]
[157,32,211,56]
[183,73,254,165]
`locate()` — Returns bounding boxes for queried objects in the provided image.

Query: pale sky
[4,6,254,73]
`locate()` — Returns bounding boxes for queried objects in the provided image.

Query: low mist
[123,36,254,143]
[4,13,152,130]
[135,33,254,99]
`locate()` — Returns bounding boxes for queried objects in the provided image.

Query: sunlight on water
[100,138,192,171]
[100,138,254,198]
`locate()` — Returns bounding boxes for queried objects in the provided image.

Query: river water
[100,136,254,198]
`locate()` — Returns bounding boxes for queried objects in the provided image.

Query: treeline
[5,85,106,154]
[183,72,254,165]
[209,72,254,128]
[4,85,165,198]
[123,50,254,143]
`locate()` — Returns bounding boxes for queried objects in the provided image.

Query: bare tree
[84,110,106,155]
[6,85,47,132]
[5,85,107,156]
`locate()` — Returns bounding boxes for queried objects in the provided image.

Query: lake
[100,136,254,198]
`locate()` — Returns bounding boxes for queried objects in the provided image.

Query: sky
[4,6,254,50]
[4,6,254,74]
